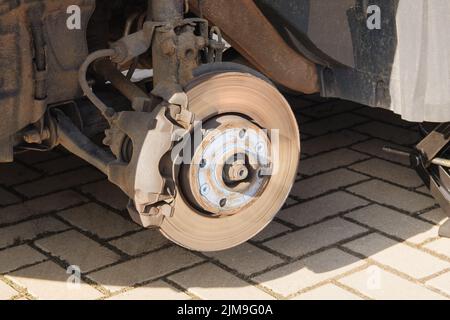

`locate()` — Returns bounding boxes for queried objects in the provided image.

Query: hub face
[182,115,272,216]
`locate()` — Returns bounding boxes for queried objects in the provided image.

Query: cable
[78,49,117,121]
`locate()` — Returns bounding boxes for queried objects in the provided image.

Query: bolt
[200,184,210,196]
[256,142,265,153]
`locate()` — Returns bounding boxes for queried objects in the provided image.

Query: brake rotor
[160,72,300,251]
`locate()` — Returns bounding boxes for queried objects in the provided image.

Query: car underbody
[0,0,449,251]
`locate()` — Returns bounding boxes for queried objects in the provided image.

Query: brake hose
[78,49,117,122]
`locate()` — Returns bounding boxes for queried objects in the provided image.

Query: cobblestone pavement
[1,94,449,300]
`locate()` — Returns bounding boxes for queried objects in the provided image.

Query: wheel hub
[182,115,271,216]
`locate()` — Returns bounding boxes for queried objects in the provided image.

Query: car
[1,0,449,251]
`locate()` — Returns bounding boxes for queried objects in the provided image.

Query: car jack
[384,123,450,238]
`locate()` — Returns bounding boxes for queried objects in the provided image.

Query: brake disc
[160,72,300,252]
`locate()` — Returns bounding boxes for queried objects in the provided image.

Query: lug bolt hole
[200,159,207,168]
[239,129,247,139]
[219,198,227,208]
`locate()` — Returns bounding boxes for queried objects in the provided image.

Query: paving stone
[264,218,368,258]
[0,187,19,206]
[15,150,62,165]
[0,218,69,249]
[34,156,87,175]
[343,234,449,279]
[426,272,450,296]
[301,113,367,136]
[290,169,368,199]
[353,122,419,146]
[302,130,368,156]
[88,246,202,292]
[351,139,410,165]
[109,229,170,256]
[14,167,104,198]
[252,222,291,242]
[58,203,140,239]
[0,245,47,274]
[421,208,448,225]
[279,192,369,227]
[7,261,102,300]
[0,281,18,300]
[354,107,411,127]
[346,205,438,244]
[108,280,190,300]
[0,162,41,186]
[253,248,365,296]
[424,238,450,258]
[292,284,363,300]
[299,149,370,176]
[348,180,436,213]
[350,159,423,188]
[340,266,445,300]
[80,180,129,211]
[35,230,121,273]
[0,191,87,226]
[169,263,274,300]
[205,243,284,276]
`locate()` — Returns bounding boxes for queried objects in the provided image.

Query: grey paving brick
[424,238,450,259]
[301,113,367,136]
[301,130,368,156]
[7,261,102,300]
[421,208,448,226]
[0,162,40,186]
[88,246,203,292]
[0,281,18,300]
[108,280,190,300]
[353,122,419,146]
[279,192,369,227]
[340,266,446,300]
[0,187,19,206]
[343,234,449,279]
[35,230,121,273]
[33,156,87,175]
[351,139,410,165]
[292,283,363,300]
[169,263,274,300]
[264,218,368,258]
[0,191,87,226]
[354,107,411,127]
[346,205,438,244]
[426,272,450,296]
[299,149,370,176]
[109,229,170,256]
[0,218,69,249]
[291,169,368,199]
[58,203,140,239]
[205,243,284,276]
[252,222,291,242]
[14,167,104,197]
[80,180,129,211]
[253,248,365,296]
[348,180,436,213]
[0,245,47,274]
[350,159,423,188]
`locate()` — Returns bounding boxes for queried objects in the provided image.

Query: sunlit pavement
[1,94,449,300]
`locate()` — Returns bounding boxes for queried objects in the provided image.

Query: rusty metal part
[160,71,300,251]
[180,115,272,216]
[188,0,319,94]
[151,0,185,21]
[93,59,152,111]
[107,107,181,226]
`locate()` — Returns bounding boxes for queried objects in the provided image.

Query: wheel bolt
[200,184,210,196]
